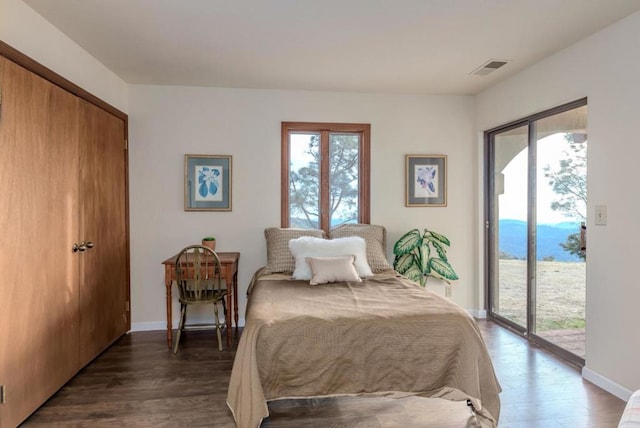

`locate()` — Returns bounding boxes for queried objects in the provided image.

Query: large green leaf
[393,252,415,274]
[429,258,459,281]
[393,229,422,255]
[426,230,451,247]
[402,264,425,285]
[431,240,448,262]
[418,244,430,274]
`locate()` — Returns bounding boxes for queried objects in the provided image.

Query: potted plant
[393,228,459,286]
[201,236,216,251]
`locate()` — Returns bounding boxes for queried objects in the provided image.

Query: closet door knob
[72,241,94,252]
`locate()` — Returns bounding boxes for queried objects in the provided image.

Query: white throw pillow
[289,236,373,280]
[306,256,362,285]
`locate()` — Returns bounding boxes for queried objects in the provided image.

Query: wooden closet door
[78,100,128,366]
[0,57,80,427]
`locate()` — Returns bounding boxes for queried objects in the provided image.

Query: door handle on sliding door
[580,222,587,255]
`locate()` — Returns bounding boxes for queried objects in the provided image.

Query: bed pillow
[306,256,362,285]
[264,227,326,273]
[329,223,393,272]
[289,236,373,280]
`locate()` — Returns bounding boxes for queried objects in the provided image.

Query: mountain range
[499,219,582,262]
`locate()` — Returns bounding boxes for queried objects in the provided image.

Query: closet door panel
[78,100,127,365]
[0,57,80,427]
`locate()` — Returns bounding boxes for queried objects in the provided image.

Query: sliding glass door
[489,124,529,330]
[486,99,587,365]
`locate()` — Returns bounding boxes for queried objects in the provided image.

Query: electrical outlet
[445,285,452,297]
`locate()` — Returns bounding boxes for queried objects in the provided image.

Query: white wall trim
[582,367,634,401]
[130,321,167,332]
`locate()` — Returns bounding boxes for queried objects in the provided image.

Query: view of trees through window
[282,122,370,233]
[543,133,587,260]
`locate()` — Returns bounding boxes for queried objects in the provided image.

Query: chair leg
[221,298,227,319]
[213,302,223,351]
[173,304,187,354]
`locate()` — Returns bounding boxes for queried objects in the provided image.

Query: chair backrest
[174,245,224,302]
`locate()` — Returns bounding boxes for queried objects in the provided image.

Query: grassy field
[495,259,585,331]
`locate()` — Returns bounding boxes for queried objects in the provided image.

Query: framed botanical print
[405,154,447,207]
[184,154,232,211]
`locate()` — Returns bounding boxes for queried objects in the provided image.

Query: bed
[226,225,501,428]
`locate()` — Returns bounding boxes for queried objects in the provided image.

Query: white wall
[128,86,479,330]
[0,0,128,112]
[476,11,640,398]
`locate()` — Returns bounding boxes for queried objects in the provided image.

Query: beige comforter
[227,270,501,427]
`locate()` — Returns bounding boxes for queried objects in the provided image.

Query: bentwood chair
[173,245,228,353]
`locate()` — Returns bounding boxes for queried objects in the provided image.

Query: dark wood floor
[21,320,626,427]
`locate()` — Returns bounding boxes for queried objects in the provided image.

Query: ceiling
[24,0,640,95]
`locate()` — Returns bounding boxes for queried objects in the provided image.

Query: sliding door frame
[484,97,588,367]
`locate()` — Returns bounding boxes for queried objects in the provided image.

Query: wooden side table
[162,251,240,348]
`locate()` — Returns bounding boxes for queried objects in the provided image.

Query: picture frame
[184,154,232,211]
[405,154,447,207]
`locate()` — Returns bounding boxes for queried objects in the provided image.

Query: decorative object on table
[202,236,216,250]
[405,154,447,207]
[184,154,232,211]
[393,228,459,286]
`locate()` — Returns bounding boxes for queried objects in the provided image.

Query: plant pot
[202,240,216,251]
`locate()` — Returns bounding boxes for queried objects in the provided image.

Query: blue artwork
[195,166,223,201]
[185,155,232,211]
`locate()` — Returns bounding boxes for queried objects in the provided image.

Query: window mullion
[358,130,370,224]
[320,130,330,233]
[281,126,292,228]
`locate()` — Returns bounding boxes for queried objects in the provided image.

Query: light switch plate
[595,205,607,226]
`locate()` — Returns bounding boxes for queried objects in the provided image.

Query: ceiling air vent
[471,59,509,76]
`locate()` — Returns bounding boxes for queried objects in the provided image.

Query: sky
[499,133,586,224]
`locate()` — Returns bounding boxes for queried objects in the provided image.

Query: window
[281,122,370,234]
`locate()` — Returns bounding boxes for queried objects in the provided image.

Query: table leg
[165,279,173,349]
